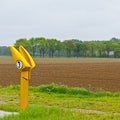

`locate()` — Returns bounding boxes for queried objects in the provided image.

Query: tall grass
[2,83,119,98]
[29,83,120,97]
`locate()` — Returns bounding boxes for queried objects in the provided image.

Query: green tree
[63,40,75,57]
[96,41,106,57]
[112,42,120,57]
[14,38,31,50]
[88,41,97,57]
[29,38,38,56]
[110,37,120,42]
[39,37,48,57]
[80,42,89,57]
[0,46,10,56]
[72,40,82,57]
[34,37,48,57]
[55,40,64,57]
[47,39,60,57]
[104,41,113,57]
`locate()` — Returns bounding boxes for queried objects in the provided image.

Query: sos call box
[10,46,36,111]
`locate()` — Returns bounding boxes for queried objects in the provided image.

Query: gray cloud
[0,0,120,46]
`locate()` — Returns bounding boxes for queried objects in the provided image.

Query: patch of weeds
[31,83,119,98]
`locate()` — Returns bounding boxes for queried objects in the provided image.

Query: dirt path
[70,108,120,115]
[44,105,120,115]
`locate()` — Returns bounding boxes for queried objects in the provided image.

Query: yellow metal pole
[20,71,29,111]
[10,46,36,111]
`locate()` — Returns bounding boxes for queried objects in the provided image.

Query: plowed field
[0,57,120,92]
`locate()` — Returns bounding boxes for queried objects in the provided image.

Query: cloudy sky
[0,0,120,46]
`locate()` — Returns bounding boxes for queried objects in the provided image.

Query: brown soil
[0,58,120,92]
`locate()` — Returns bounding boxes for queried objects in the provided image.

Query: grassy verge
[0,105,120,120]
[0,84,119,119]
[29,83,120,112]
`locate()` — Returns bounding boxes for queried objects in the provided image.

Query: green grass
[0,84,120,119]
[0,105,120,120]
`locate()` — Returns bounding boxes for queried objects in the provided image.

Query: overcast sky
[0,0,120,46]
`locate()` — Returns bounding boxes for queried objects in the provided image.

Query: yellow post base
[20,71,29,111]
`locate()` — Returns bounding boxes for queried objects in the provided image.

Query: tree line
[1,37,120,58]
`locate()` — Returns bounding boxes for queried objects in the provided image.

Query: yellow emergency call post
[10,46,36,111]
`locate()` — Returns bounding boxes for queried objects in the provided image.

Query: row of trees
[1,37,120,58]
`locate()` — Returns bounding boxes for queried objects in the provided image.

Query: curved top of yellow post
[19,46,35,69]
[10,46,36,71]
